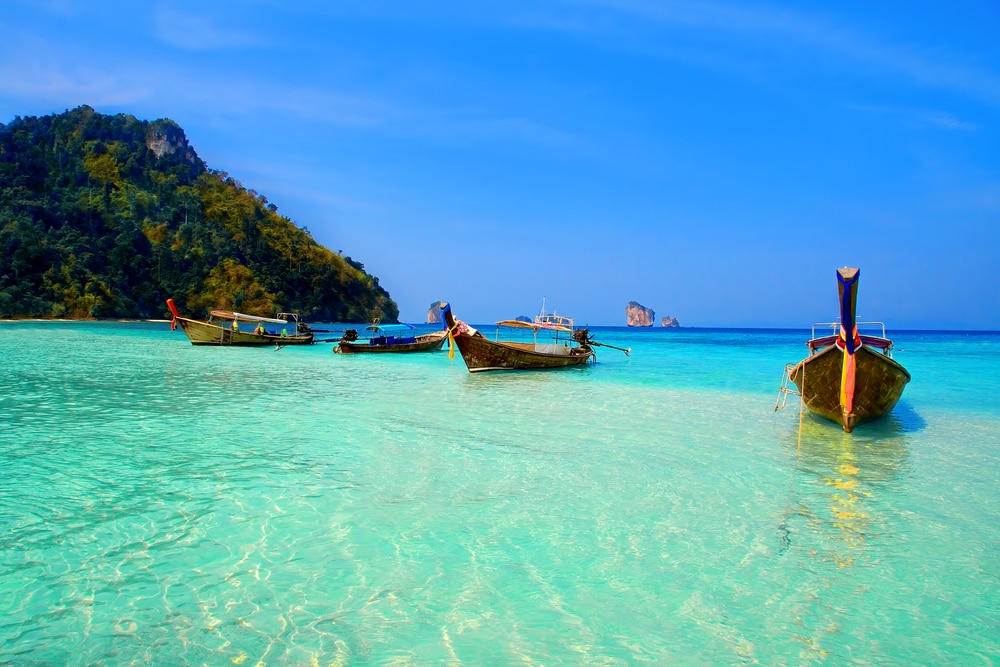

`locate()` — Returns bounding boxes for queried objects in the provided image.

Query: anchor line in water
[777,362,807,557]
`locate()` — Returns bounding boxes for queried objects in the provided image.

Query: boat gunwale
[175,315,314,345]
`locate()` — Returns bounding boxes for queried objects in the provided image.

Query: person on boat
[232,319,239,331]
[281,328,287,337]
[255,323,265,335]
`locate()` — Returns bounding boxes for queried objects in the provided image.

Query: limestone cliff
[626,301,654,327]
[661,316,680,327]
[427,301,446,324]
[145,119,200,164]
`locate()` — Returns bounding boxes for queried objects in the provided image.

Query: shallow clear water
[1,322,998,665]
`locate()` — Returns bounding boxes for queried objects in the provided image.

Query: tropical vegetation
[0,105,398,321]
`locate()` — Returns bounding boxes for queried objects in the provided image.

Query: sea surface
[1,321,998,665]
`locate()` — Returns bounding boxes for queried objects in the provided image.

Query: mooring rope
[797,362,805,454]
[778,361,807,556]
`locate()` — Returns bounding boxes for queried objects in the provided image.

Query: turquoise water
[1,322,998,665]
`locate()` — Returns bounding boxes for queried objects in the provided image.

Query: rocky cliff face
[427,301,445,324]
[661,316,680,327]
[145,120,199,163]
[626,301,654,327]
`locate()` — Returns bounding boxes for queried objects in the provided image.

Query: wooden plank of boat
[782,268,910,432]
[335,329,448,354]
[440,302,594,372]
[452,333,593,371]
[166,299,314,346]
[788,342,910,432]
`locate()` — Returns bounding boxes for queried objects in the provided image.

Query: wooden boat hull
[452,331,594,372]
[176,317,314,346]
[788,343,910,432]
[335,330,448,354]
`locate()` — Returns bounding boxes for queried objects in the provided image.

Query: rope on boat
[797,361,805,454]
[445,320,469,359]
[776,361,807,556]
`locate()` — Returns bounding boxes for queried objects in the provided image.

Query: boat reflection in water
[778,415,911,566]
[773,415,913,658]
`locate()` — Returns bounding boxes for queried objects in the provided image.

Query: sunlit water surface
[1,322,997,665]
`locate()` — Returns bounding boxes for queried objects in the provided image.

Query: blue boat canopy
[366,323,416,332]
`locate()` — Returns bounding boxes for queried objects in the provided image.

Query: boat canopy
[495,319,572,332]
[210,310,288,325]
[366,323,415,332]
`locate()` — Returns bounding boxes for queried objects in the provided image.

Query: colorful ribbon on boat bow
[165,298,180,331]
[446,320,470,359]
[836,269,862,415]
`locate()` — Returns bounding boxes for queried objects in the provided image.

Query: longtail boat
[775,268,910,432]
[440,302,597,372]
[166,298,314,346]
[334,320,448,354]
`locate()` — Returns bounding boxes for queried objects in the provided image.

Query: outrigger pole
[589,340,632,356]
[574,329,631,356]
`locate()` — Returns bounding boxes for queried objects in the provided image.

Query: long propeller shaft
[591,340,631,356]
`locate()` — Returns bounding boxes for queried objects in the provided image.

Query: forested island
[0,105,398,321]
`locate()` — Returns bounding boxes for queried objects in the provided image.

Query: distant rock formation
[427,301,446,324]
[515,315,531,323]
[661,315,680,327]
[626,301,654,327]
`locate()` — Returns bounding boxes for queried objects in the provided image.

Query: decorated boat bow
[837,267,861,417]
[774,268,910,432]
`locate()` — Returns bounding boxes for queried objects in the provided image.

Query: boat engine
[573,328,593,350]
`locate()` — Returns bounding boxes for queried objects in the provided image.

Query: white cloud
[566,0,1000,108]
[0,59,151,108]
[153,7,265,51]
[917,110,978,131]
[844,103,979,131]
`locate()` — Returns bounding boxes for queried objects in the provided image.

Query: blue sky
[2,1,998,328]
